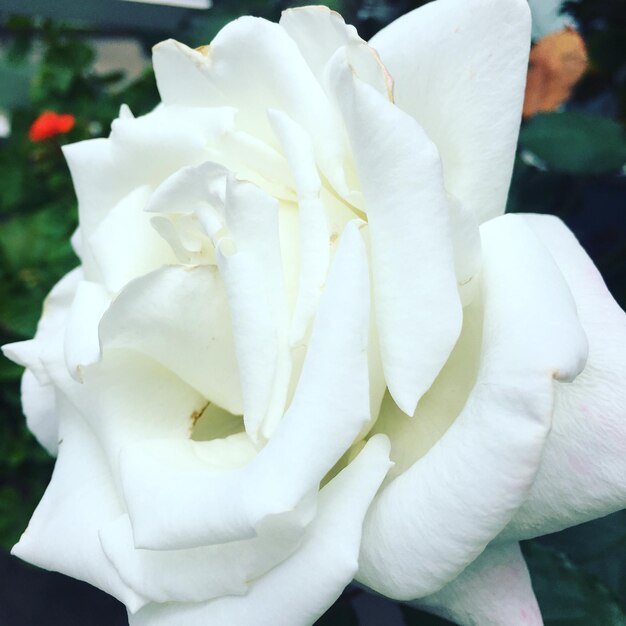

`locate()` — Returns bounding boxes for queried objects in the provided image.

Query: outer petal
[12,394,148,612]
[370,0,531,223]
[330,51,462,417]
[99,512,303,604]
[502,214,626,540]
[19,369,58,456]
[63,279,111,379]
[414,543,543,626]
[129,435,391,626]
[358,214,588,599]
[3,267,82,455]
[3,267,82,385]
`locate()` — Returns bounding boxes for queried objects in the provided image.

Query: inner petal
[191,402,245,443]
[369,289,483,482]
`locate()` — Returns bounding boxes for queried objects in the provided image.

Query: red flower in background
[29,111,75,142]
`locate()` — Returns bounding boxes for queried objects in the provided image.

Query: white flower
[3,2,626,626]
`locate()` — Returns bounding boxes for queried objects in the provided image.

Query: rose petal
[413,543,543,626]
[330,51,462,417]
[217,177,289,440]
[12,395,148,613]
[449,195,483,306]
[152,24,339,169]
[128,435,391,626]
[45,348,206,479]
[370,0,531,223]
[268,109,330,345]
[369,292,483,484]
[88,186,178,293]
[20,369,58,456]
[63,279,111,379]
[98,264,243,415]
[358,214,588,599]
[2,268,83,455]
[64,106,233,280]
[100,498,304,604]
[280,6,392,100]
[120,221,372,550]
[152,23,358,209]
[3,267,82,384]
[145,161,228,230]
[502,214,626,539]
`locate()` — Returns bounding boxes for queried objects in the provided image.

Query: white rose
[3,2,626,626]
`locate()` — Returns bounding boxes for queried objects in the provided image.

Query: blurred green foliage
[0,16,161,560]
[0,1,625,625]
[519,112,626,175]
[525,540,626,625]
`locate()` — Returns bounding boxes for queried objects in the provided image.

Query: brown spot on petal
[189,401,209,433]
[523,27,588,118]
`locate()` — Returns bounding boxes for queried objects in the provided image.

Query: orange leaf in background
[28,111,75,142]
[523,27,588,119]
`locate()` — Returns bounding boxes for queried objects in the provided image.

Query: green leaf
[537,512,626,604]
[524,541,626,626]
[519,112,626,175]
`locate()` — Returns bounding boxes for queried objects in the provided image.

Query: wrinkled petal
[330,51,462,417]
[502,214,626,540]
[414,543,543,626]
[120,221,372,550]
[12,395,148,613]
[129,435,391,626]
[358,214,587,599]
[98,264,242,415]
[370,0,531,223]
